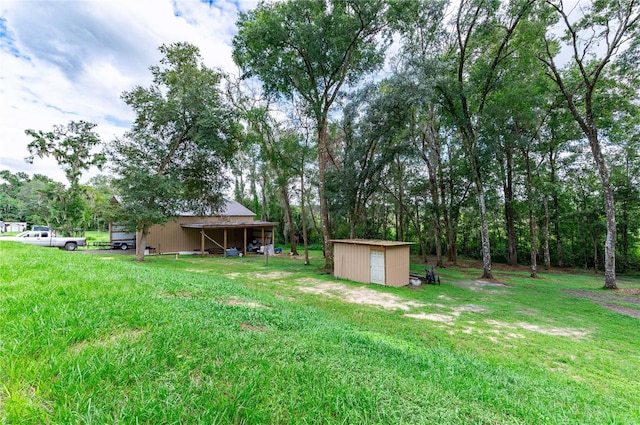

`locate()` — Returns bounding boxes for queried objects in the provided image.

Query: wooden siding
[334,242,370,283]
[384,245,410,287]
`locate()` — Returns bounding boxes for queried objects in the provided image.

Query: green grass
[1,242,639,424]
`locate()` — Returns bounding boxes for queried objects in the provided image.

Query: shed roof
[181,221,278,229]
[179,200,255,217]
[331,239,413,247]
[111,197,255,217]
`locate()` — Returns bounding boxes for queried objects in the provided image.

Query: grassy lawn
[1,242,639,424]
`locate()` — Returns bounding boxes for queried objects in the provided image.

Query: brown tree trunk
[472,158,492,279]
[427,143,443,266]
[300,166,310,266]
[549,146,563,267]
[136,224,149,262]
[524,149,537,278]
[317,120,333,269]
[590,134,616,288]
[543,194,551,270]
[281,184,297,255]
[503,146,518,266]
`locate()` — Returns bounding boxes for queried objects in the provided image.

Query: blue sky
[0,0,259,183]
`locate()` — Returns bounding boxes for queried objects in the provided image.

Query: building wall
[334,243,371,283]
[144,216,253,253]
[333,241,411,287]
[384,245,410,287]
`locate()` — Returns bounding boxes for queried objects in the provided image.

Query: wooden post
[200,229,205,255]
[243,227,247,256]
[224,229,227,256]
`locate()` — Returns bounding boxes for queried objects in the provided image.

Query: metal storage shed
[332,239,413,287]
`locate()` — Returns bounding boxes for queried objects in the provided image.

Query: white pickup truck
[5,230,86,251]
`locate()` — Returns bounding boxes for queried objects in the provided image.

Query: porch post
[200,228,205,255]
[243,227,247,256]
[224,229,227,255]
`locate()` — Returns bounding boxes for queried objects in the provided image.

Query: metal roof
[181,221,278,229]
[111,196,255,217]
[178,199,256,217]
[331,239,414,247]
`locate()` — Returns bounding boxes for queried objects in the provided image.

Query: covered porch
[181,221,278,256]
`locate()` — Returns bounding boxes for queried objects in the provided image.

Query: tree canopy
[108,42,241,261]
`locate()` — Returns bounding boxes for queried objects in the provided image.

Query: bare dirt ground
[450,280,510,292]
[566,289,640,319]
[296,278,426,311]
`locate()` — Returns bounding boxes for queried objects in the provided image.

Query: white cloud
[0,0,258,184]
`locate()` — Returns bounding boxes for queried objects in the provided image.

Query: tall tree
[437,0,536,278]
[109,43,240,261]
[25,121,104,190]
[539,0,640,289]
[24,120,104,231]
[233,0,389,269]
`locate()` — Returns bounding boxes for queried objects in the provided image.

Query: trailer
[109,223,136,250]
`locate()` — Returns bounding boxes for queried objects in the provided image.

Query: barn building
[124,199,277,256]
[332,239,413,287]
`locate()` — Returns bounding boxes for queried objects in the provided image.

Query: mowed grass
[1,242,639,424]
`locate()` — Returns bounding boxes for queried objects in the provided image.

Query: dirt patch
[71,328,145,352]
[296,278,425,311]
[224,298,271,309]
[567,289,640,319]
[253,271,292,280]
[240,322,268,332]
[405,304,488,323]
[161,290,195,298]
[405,313,455,323]
[185,268,209,273]
[451,280,510,292]
[485,320,588,340]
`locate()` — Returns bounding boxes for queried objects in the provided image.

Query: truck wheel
[120,243,128,250]
[64,242,77,251]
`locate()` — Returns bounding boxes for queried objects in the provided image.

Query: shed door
[370,250,385,285]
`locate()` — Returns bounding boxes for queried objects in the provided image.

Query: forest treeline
[1,0,639,284]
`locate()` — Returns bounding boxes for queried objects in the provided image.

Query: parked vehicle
[4,230,86,251]
[109,224,136,250]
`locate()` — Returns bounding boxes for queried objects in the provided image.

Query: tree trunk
[300,165,310,266]
[588,134,616,289]
[549,146,563,267]
[426,145,443,267]
[592,233,599,274]
[503,146,518,266]
[349,211,356,239]
[317,120,333,269]
[471,154,492,279]
[136,223,149,262]
[524,149,537,278]
[396,160,405,241]
[543,194,551,270]
[442,169,459,265]
[476,178,492,279]
[281,184,297,255]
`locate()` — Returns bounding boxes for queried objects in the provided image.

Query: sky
[0,0,260,184]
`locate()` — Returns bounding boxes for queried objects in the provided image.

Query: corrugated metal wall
[334,243,371,283]
[145,216,253,253]
[384,246,410,287]
[334,241,410,286]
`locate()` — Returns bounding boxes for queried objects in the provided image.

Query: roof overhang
[181,221,278,230]
[331,239,413,247]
